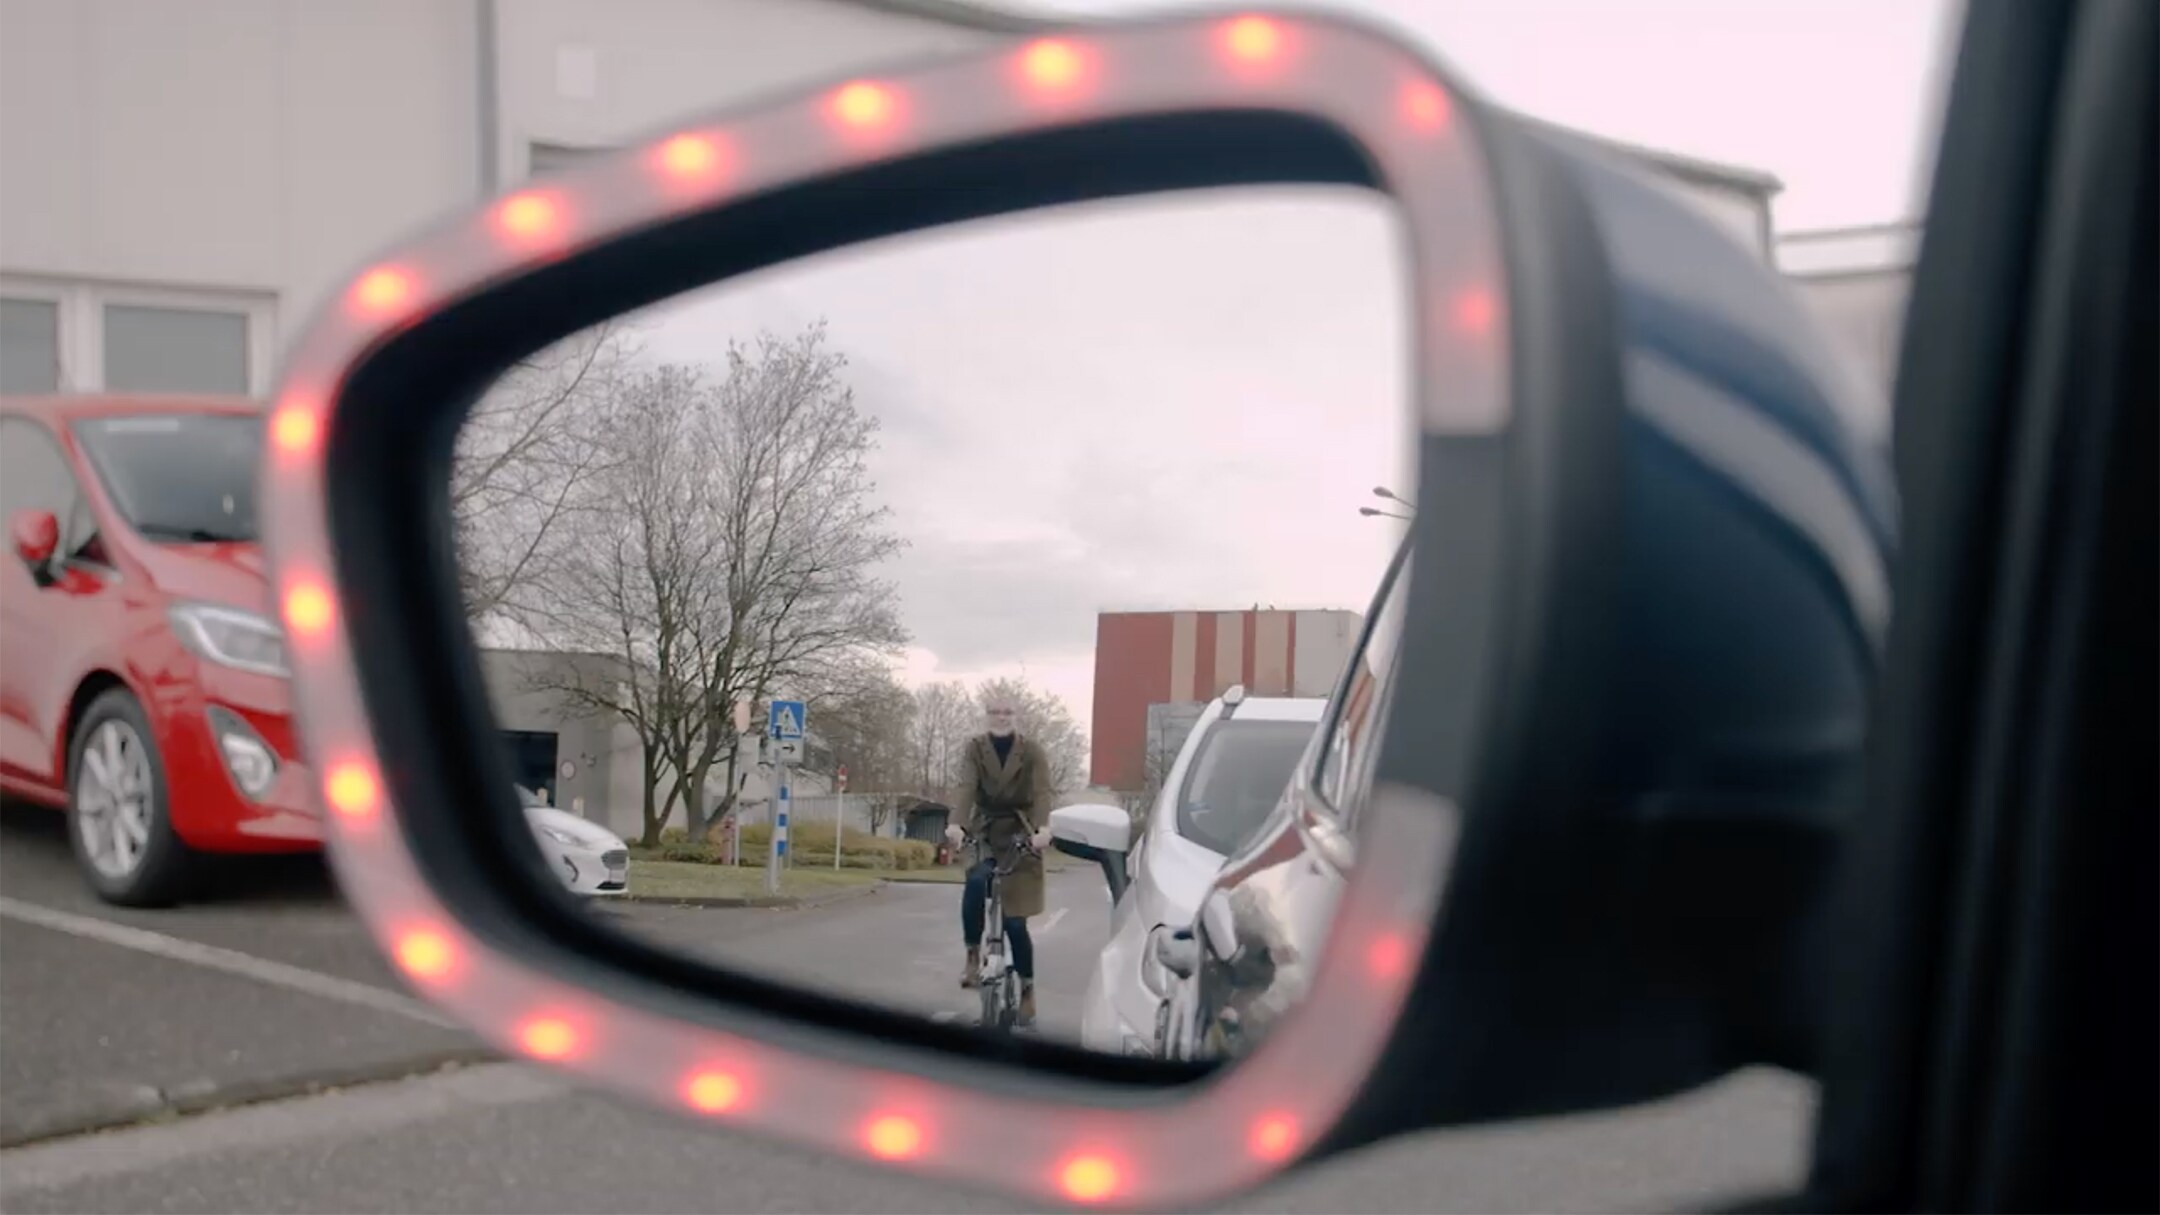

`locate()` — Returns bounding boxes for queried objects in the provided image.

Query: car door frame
[0,412,113,796]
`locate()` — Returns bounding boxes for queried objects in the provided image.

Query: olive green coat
[955,732,1053,918]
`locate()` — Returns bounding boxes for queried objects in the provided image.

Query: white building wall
[5,0,1786,398]
[1650,177,1771,258]
[0,0,478,391]
[1290,609,1362,698]
[1780,224,1920,443]
[0,0,1014,396]
[493,0,998,183]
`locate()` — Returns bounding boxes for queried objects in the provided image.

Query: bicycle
[967,831,1039,1034]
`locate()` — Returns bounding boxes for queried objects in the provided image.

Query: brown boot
[1017,981,1037,1027]
[960,947,981,989]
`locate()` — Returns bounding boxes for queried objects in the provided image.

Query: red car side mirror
[9,509,58,568]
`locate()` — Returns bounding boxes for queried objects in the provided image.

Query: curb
[611,880,886,911]
[0,1045,498,1150]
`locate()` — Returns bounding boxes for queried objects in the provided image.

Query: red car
[0,395,321,904]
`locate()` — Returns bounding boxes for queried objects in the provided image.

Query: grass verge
[627,860,883,901]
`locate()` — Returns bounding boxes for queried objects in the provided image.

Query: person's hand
[1030,829,1053,854]
[944,824,965,847]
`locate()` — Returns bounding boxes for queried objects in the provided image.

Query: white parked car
[1050,686,1323,1056]
[517,786,630,896]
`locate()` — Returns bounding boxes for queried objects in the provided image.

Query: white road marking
[0,896,452,1028]
[1034,908,1068,937]
[0,1063,562,1196]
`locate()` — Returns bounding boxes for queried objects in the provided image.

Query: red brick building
[1089,608,1361,792]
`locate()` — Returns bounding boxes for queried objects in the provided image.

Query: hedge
[649,823,936,870]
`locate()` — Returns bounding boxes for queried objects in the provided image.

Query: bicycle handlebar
[959,832,1040,874]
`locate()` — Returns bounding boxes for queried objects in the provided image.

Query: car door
[1182,538,1413,1058]
[0,415,118,795]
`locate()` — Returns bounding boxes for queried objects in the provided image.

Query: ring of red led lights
[262,10,1506,1209]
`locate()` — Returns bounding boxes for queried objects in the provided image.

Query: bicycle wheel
[1002,973,1023,1031]
[978,956,1005,1029]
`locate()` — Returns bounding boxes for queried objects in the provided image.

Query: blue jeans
[961,859,1034,980]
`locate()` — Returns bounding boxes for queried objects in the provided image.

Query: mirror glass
[453,184,1412,1060]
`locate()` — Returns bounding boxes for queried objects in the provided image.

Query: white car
[517,786,630,896]
[1050,686,1324,1056]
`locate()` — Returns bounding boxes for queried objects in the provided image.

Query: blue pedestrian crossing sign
[768,700,806,742]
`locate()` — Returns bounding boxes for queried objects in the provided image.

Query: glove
[944,824,965,847]
[1030,829,1053,854]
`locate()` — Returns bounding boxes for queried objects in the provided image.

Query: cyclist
[944,697,1055,1026]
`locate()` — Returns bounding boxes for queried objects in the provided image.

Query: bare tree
[975,676,1090,799]
[814,669,917,804]
[453,324,635,628]
[517,326,906,845]
[907,680,977,801]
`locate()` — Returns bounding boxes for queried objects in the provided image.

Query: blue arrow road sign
[768,700,806,741]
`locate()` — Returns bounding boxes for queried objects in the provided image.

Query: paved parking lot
[0,802,1819,1213]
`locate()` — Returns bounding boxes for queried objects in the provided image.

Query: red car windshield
[71,413,263,544]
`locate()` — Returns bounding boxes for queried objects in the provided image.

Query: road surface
[599,864,1111,1042]
[0,803,1817,1213]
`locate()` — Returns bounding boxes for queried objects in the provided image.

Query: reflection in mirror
[452,185,1411,1060]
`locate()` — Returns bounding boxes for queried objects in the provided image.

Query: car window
[70,413,263,544]
[1173,717,1318,855]
[1312,539,1412,821]
[0,416,88,556]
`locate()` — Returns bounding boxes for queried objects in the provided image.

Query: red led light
[1020,38,1088,93]
[1367,932,1413,980]
[655,132,724,183]
[494,191,564,246]
[828,81,897,131]
[862,1113,924,1160]
[282,582,334,637]
[1220,15,1285,65]
[393,927,457,981]
[684,1069,744,1114]
[517,1016,580,1061]
[1402,80,1451,133]
[324,762,380,821]
[1249,1112,1299,1161]
[1057,1153,1123,1204]
[270,405,320,457]
[349,266,414,316]
[1451,288,1498,337]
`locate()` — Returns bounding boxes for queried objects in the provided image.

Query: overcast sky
[578,0,1959,734]
[633,187,1411,728]
[1030,0,1963,233]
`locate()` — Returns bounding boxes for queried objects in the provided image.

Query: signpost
[767,699,805,896]
[834,765,848,869]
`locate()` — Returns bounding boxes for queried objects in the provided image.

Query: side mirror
[1198,886,1240,960]
[260,8,1893,1209]
[9,509,58,573]
[1049,802,1131,905]
[1153,927,1201,981]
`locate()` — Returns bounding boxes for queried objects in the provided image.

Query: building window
[528,142,612,178]
[0,297,61,393]
[103,303,249,394]
[0,277,273,396]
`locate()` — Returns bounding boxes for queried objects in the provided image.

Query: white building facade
[1780,222,1920,438]
[0,0,1036,396]
[3,0,1792,399]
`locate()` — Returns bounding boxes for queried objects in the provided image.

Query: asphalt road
[601,864,1111,1041]
[0,802,1819,1213]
